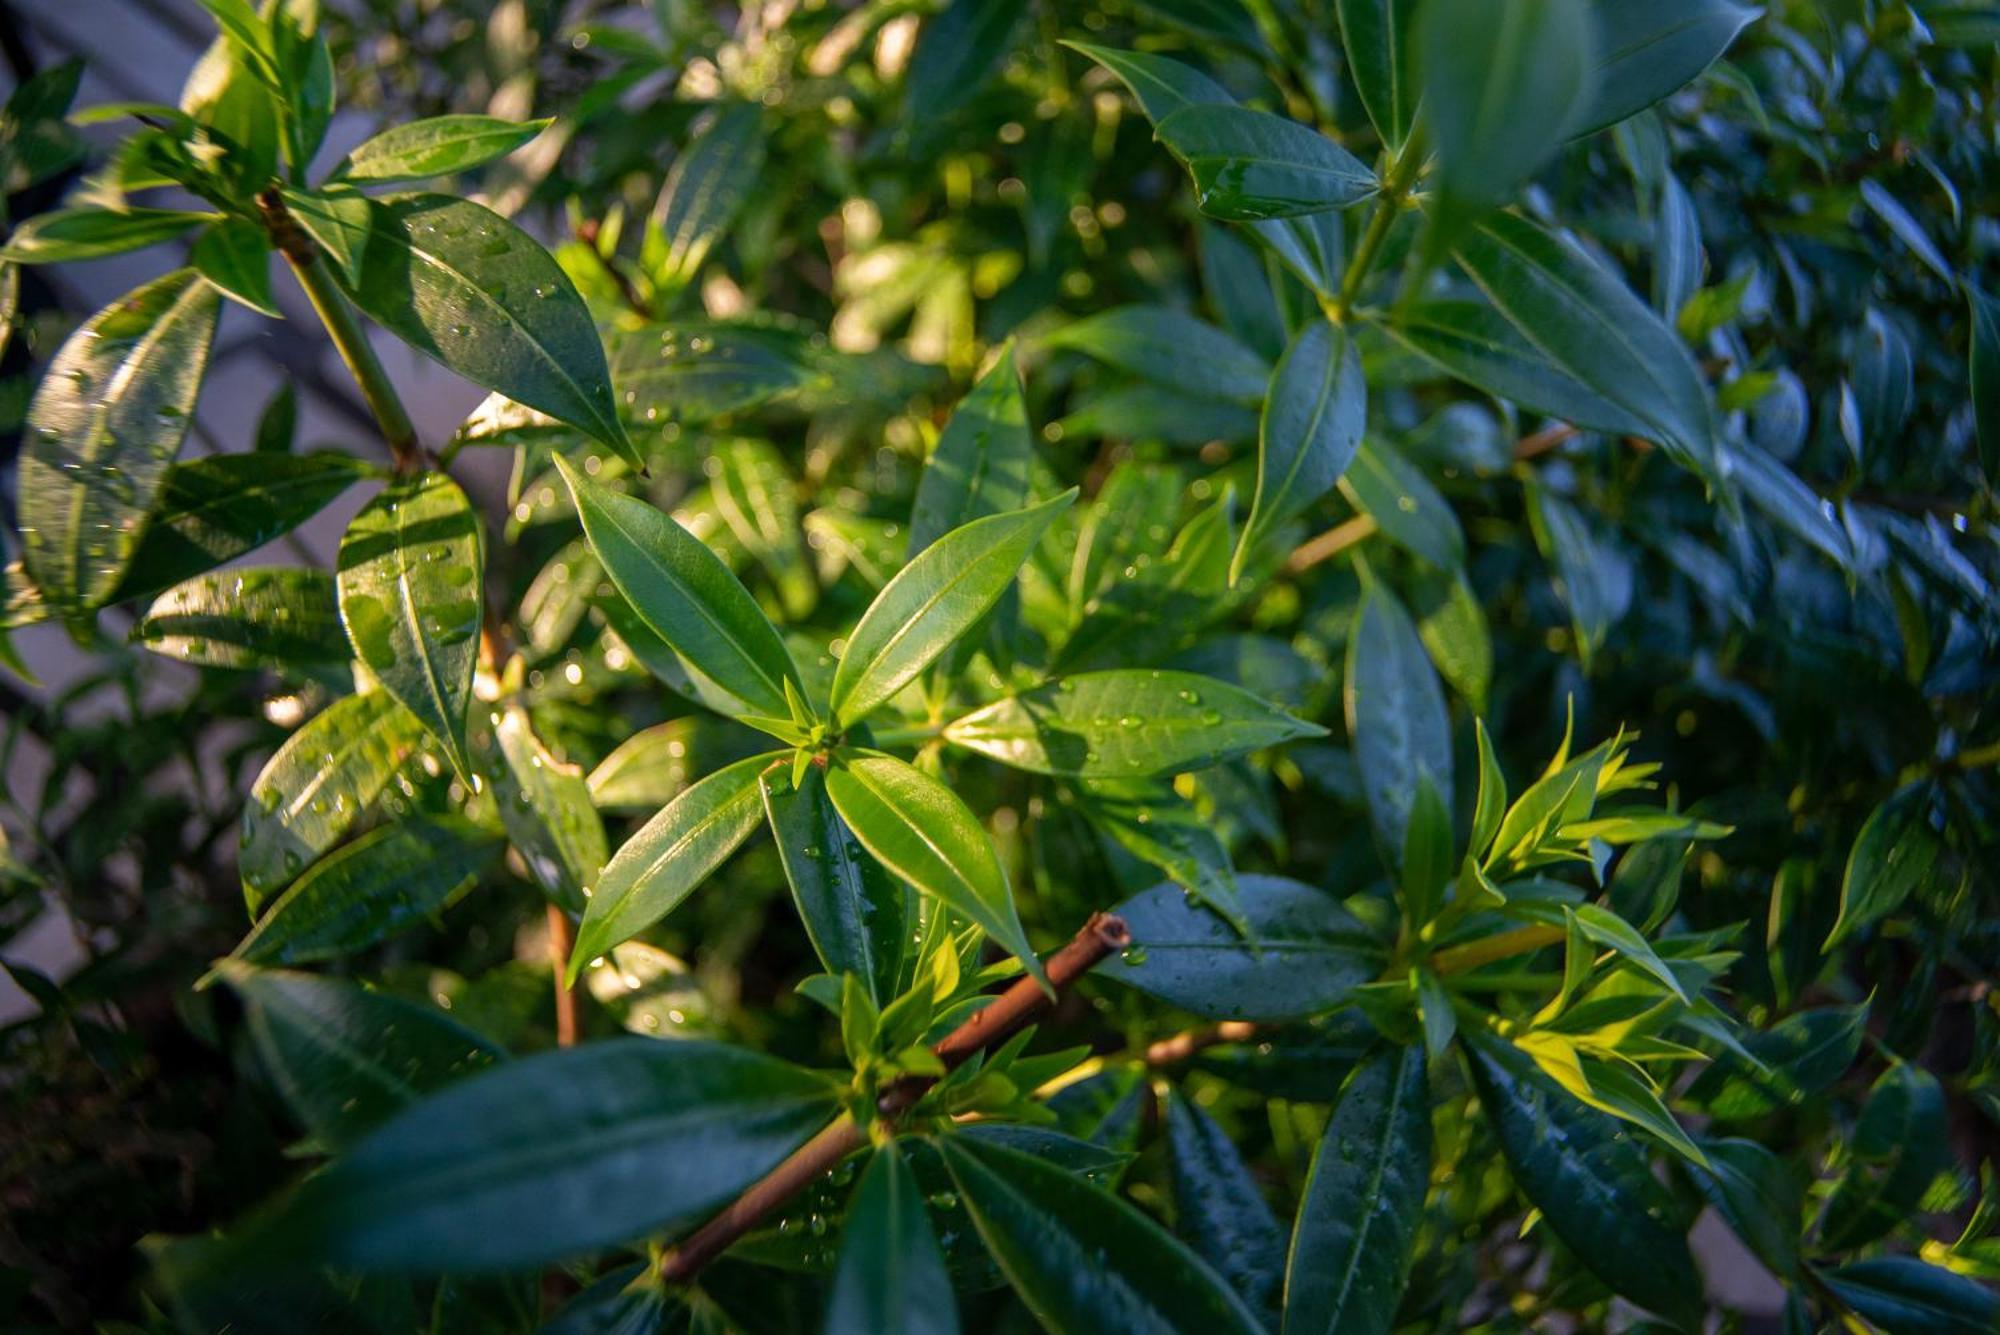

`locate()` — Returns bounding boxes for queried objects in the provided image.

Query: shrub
[1,0,1997,1330]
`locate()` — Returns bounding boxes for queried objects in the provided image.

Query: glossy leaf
[556,454,800,720]
[1822,1257,1999,1335]
[830,491,1073,727]
[253,1039,836,1271]
[761,765,906,1004]
[1064,43,1229,123]
[1467,1037,1700,1328]
[1043,306,1269,405]
[1825,785,1941,949]
[19,269,220,612]
[1075,778,1245,932]
[336,472,485,780]
[333,193,635,463]
[1337,0,1421,150]
[0,205,207,263]
[1454,213,1717,480]
[241,690,431,912]
[1154,104,1377,221]
[1688,1004,1869,1120]
[936,1133,1265,1334]
[1341,438,1464,572]
[491,705,608,912]
[1345,584,1452,862]
[826,1143,959,1335]
[709,436,816,619]
[1577,0,1760,136]
[944,669,1322,778]
[338,115,550,184]
[568,752,777,979]
[825,750,1040,983]
[1104,875,1382,1021]
[191,216,277,316]
[646,104,765,298]
[214,960,503,1151]
[1234,321,1366,583]
[1164,1091,1286,1310]
[1817,1064,1948,1251]
[280,184,371,285]
[908,343,1033,556]
[1284,1044,1430,1335]
[233,819,501,967]
[605,322,820,426]
[138,565,348,670]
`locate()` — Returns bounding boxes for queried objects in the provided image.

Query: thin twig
[1286,514,1378,574]
[1144,1020,1258,1067]
[546,903,582,1047]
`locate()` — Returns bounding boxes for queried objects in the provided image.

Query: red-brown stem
[1144,1019,1258,1067]
[1514,422,1580,460]
[658,912,1131,1284]
[547,903,582,1048]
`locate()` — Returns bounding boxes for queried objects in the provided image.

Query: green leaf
[0,206,208,263]
[1284,1044,1431,1335]
[1345,583,1452,863]
[1164,1090,1285,1310]
[1823,1259,2000,1335]
[1063,43,1230,123]
[1576,0,1760,136]
[191,216,277,316]
[1410,569,1491,714]
[1570,903,1687,1001]
[645,104,765,299]
[1727,444,1852,570]
[241,690,431,913]
[213,960,503,1151]
[1466,1036,1700,1328]
[111,451,371,604]
[336,472,485,781]
[1825,785,1942,949]
[555,454,801,720]
[568,752,777,980]
[255,381,294,451]
[1104,875,1382,1021]
[1074,778,1245,933]
[233,818,501,966]
[1234,320,1366,583]
[1383,298,1654,439]
[1652,173,1702,318]
[827,1142,959,1335]
[19,269,220,612]
[605,321,821,426]
[1968,283,2000,486]
[909,343,1034,556]
[1340,438,1465,572]
[709,437,816,619]
[1859,179,1953,283]
[250,1039,836,1271]
[1418,0,1595,221]
[825,750,1041,984]
[1526,485,1633,667]
[1043,306,1269,404]
[138,566,349,669]
[944,669,1323,778]
[830,491,1074,728]
[1817,1064,1949,1252]
[491,705,608,913]
[280,184,372,286]
[1688,1137,1801,1280]
[1337,0,1422,150]
[1054,488,1237,673]
[338,115,551,184]
[935,1133,1264,1334]
[1687,1003,1869,1121]
[334,193,635,463]
[1453,212,1717,480]
[761,764,907,1005]
[900,0,1028,135]
[1153,104,1378,221]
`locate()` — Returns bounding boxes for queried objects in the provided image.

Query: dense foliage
[2,0,1999,1330]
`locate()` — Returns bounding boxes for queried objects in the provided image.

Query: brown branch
[546,903,582,1047]
[1143,1020,1258,1067]
[1513,423,1580,461]
[658,912,1131,1284]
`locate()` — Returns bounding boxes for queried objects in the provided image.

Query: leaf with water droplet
[336,114,553,184]
[138,565,350,670]
[762,765,906,1005]
[1233,320,1366,584]
[826,1142,959,1335]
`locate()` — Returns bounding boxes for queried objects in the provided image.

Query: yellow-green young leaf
[1816,1064,1947,1252]
[827,1143,959,1335]
[1454,213,1718,483]
[1233,321,1366,584]
[830,491,1075,728]
[1466,1036,1701,1328]
[243,1039,837,1272]
[1418,0,1595,223]
[490,705,608,913]
[1284,1044,1430,1335]
[1042,306,1269,405]
[1577,0,1759,136]
[1104,875,1382,1021]
[232,819,501,967]
[1340,438,1465,572]
[1337,0,1421,150]
[909,342,1034,556]
[240,690,431,914]
[935,1133,1264,1334]
[1469,719,1507,859]
[556,455,801,719]
[645,104,766,298]
[1824,785,1942,949]
[336,472,485,781]
[824,750,1041,986]
[1969,284,2000,486]
[943,670,1323,778]
[709,437,816,619]
[1164,1091,1286,1309]
[19,269,220,612]
[568,752,778,981]
[761,766,907,1005]
[138,566,349,670]
[337,115,552,184]
[332,194,636,465]
[1153,104,1377,221]
[213,959,504,1152]
[190,216,276,316]
[1345,584,1452,864]
[0,206,209,263]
